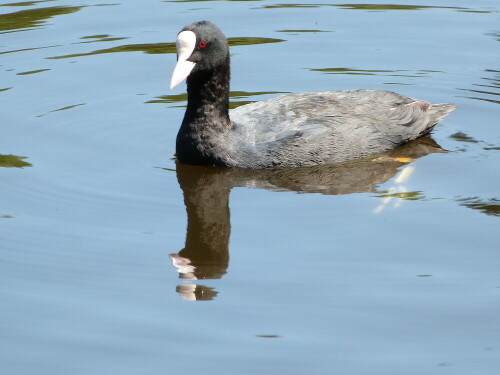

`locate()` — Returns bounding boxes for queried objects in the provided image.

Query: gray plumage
[172,21,456,169]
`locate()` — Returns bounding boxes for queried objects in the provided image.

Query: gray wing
[229,89,453,168]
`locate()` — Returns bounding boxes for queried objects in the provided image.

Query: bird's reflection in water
[169,137,445,301]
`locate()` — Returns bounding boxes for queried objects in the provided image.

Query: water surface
[1,1,499,374]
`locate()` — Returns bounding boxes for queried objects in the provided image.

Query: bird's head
[170,21,229,89]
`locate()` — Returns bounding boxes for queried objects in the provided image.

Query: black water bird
[170,21,455,169]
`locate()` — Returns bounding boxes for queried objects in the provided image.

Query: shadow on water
[169,137,445,301]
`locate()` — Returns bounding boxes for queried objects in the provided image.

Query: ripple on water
[16,68,50,75]
[0,154,32,168]
[45,37,285,60]
[0,5,84,33]
[309,67,443,78]
[257,3,494,13]
[1,1,499,374]
[146,90,289,109]
[459,69,500,105]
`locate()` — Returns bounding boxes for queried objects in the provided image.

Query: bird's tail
[428,103,457,125]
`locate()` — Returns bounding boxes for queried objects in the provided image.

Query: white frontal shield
[170,31,197,89]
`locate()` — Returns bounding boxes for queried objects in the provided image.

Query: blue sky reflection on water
[0,1,499,374]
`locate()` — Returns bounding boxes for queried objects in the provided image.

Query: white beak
[170,30,197,89]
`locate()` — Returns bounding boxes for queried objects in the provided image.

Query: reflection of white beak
[170,30,197,89]
[169,253,197,279]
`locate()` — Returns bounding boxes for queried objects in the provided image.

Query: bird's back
[227,89,455,168]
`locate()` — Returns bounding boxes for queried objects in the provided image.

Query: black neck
[182,55,231,131]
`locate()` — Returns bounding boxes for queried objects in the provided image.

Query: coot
[170,21,455,169]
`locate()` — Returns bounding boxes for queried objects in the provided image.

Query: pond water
[1,1,499,374]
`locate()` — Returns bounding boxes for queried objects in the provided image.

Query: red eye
[198,41,207,49]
